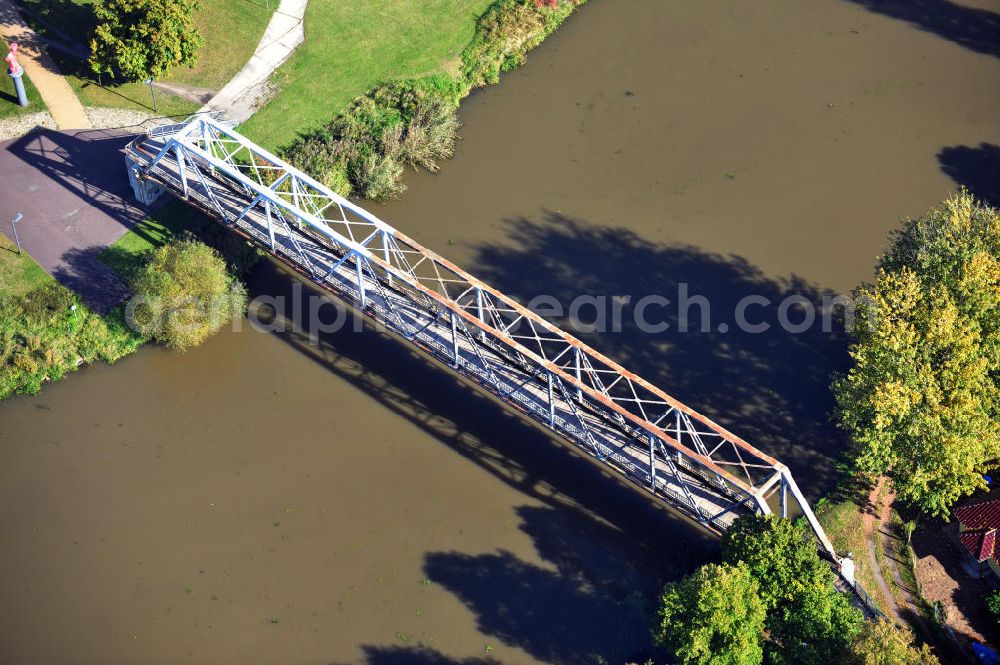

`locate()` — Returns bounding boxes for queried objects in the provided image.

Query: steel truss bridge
[125,115,836,557]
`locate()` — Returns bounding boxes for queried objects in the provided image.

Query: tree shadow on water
[329,645,500,665]
[421,505,666,665]
[842,0,1000,58]
[472,213,853,499]
[938,142,1000,208]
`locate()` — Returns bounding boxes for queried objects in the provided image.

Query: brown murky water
[2,0,999,663]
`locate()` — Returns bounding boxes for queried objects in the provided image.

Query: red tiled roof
[959,528,998,562]
[955,499,1000,530]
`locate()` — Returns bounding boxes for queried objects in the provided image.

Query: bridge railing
[126,114,837,557]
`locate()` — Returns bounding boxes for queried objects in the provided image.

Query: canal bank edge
[0,0,592,401]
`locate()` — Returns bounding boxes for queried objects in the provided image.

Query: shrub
[349,150,405,201]
[462,0,547,87]
[398,96,460,172]
[987,590,1000,623]
[282,0,586,201]
[0,284,143,400]
[284,85,460,200]
[128,238,246,351]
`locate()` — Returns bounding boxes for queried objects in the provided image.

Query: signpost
[144,77,158,113]
[5,42,27,107]
[10,213,24,254]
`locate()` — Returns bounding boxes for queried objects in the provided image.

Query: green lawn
[241,0,495,150]
[15,0,274,116]
[99,201,215,280]
[0,39,47,118]
[0,232,51,298]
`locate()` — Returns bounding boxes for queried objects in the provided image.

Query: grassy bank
[0,200,255,401]
[13,0,274,116]
[814,475,896,617]
[241,0,495,150]
[0,234,143,399]
[277,0,587,200]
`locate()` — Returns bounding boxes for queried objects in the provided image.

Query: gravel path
[0,110,55,141]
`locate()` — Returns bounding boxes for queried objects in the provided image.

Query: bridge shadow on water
[472,212,853,499]
[256,211,851,663]
[252,261,715,665]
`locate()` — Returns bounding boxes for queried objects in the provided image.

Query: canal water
[2,0,998,663]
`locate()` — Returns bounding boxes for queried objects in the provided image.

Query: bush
[128,238,247,351]
[986,590,1000,623]
[284,84,461,200]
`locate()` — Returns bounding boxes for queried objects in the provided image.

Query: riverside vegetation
[833,192,1000,517]
[653,514,937,665]
[0,0,588,401]
[0,203,256,400]
[282,0,588,200]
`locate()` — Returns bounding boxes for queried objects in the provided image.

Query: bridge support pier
[126,155,165,205]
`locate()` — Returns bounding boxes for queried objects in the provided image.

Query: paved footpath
[200,0,307,123]
[0,0,91,129]
[0,128,148,312]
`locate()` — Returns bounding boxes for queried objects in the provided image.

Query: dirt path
[874,485,932,638]
[864,479,902,620]
[0,0,90,130]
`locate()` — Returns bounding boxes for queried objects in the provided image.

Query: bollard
[9,68,27,107]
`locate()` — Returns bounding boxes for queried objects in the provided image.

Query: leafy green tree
[655,562,766,665]
[841,618,938,665]
[129,238,246,351]
[89,0,202,81]
[722,514,862,664]
[722,514,834,610]
[834,192,1000,516]
[986,590,1000,623]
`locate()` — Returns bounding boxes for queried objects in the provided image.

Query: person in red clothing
[5,42,22,76]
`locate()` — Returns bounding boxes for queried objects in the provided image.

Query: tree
[834,192,1000,516]
[655,562,767,665]
[89,0,202,81]
[842,618,938,665]
[986,590,1000,624]
[721,514,862,665]
[129,238,246,351]
[721,514,835,610]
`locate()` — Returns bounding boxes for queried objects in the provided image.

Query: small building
[955,499,1000,577]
